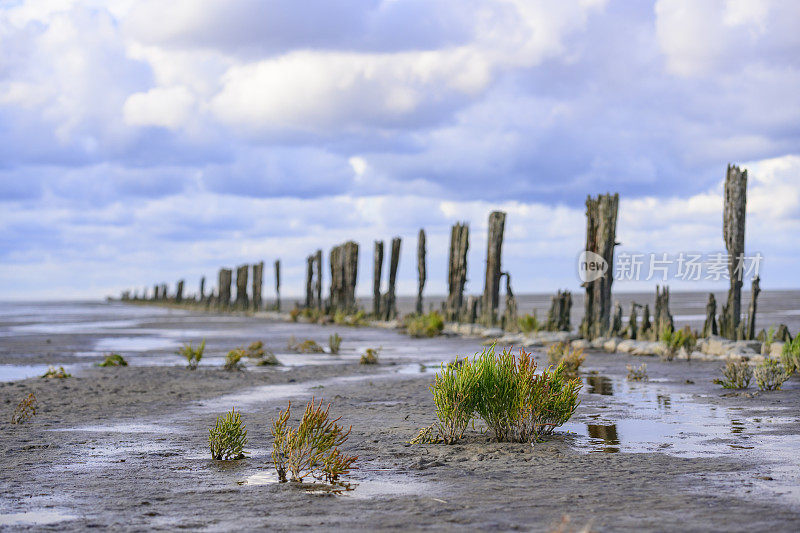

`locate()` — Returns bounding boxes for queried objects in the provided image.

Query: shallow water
[0,510,78,526]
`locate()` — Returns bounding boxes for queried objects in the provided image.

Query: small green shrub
[360,348,379,365]
[245,341,266,358]
[781,335,800,374]
[224,348,246,371]
[429,356,481,443]
[270,399,356,483]
[98,353,127,367]
[41,366,71,379]
[287,336,325,353]
[518,313,542,333]
[328,333,342,354]
[256,353,280,366]
[547,342,585,378]
[754,359,790,391]
[405,312,445,338]
[289,307,301,322]
[11,392,37,424]
[178,339,205,370]
[333,310,367,326]
[209,407,248,460]
[713,359,753,389]
[626,363,648,381]
[660,327,696,361]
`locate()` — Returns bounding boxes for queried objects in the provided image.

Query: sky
[1,0,799,301]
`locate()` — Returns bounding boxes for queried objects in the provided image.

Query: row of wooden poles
[121,164,762,341]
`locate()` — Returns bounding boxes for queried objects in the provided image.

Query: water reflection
[585,376,614,395]
[586,423,620,453]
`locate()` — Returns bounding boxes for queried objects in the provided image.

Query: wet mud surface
[2,305,800,531]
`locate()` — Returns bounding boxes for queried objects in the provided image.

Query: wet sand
[2,306,800,531]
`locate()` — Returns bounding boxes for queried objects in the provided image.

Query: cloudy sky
[1,0,799,301]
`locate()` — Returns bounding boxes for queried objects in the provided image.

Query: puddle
[51,423,179,434]
[239,469,430,499]
[585,375,614,395]
[0,510,78,526]
[94,336,178,352]
[10,319,143,334]
[0,364,54,382]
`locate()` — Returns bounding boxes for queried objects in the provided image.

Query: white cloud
[123,86,196,129]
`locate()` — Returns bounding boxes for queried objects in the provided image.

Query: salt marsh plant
[41,366,71,379]
[287,336,325,353]
[546,342,585,378]
[270,399,356,483]
[626,363,648,381]
[518,313,542,333]
[224,349,246,371]
[328,333,342,354]
[244,341,279,365]
[179,339,205,370]
[754,359,790,391]
[781,335,800,374]
[405,311,445,338]
[429,356,481,443]
[660,327,696,361]
[209,407,248,460]
[11,392,37,424]
[713,359,753,389]
[360,348,379,365]
[98,353,127,367]
[333,310,367,327]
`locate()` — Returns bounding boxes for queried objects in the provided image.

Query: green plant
[780,335,800,374]
[209,407,248,460]
[659,327,696,361]
[472,345,581,442]
[178,339,205,370]
[360,348,379,365]
[11,392,37,424]
[429,356,481,443]
[270,399,356,483]
[256,353,280,366]
[224,348,246,371]
[713,359,753,389]
[41,366,71,379]
[333,310,367,326]
[626,363,648,381]
[405,311,445,338]
[289,307,301,322]
[98,353,127,367]
[245,341,266,358]
[328,333,342,354]
[288,336,325,353]
[546,342,585,378]
[518,313,542,333]
[754,359,790,391]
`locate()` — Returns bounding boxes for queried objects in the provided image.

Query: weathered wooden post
[313,250,322,311]
[373,241,384,317]
[702,293,717,337]
[252,261,263,311]
[546,290,572,332]
[654,285,673,334]
[235,265,249,309]
[161,283,168,300]
[608,301,623,337]
[746,276,760,340]
[305,255,315,308]
[638,304,652,340]
[465,296,479,324]
[176,280,184,303]
[446,223,469,321]
[274,260,281,311]
[627,303,638,340]
[329,245,342,312]
[343,241,359,313]
[382,237,401,320]
[416,229,426,315]
[481,211,506,326]
[218,268,232,309]
[722,164,747,339]
[153,285,159,301]
[199,276,205,303]
[501,272,518,332]
[580,193,619,339]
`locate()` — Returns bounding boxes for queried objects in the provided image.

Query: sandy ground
[2,312,800,531]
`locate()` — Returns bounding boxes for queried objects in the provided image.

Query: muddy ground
[1,310,800,531]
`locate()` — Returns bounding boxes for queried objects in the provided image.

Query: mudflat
[1,307,800,531]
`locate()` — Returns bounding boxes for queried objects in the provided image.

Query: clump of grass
[546,342,586,378]
[41,366,71,379]
[242,341,279,365]
[781,335,800,374]
[626,363,648,381]
[659,326,697,361]
[713,359,753,389]
[518,312,542,333]
[256,353,280,366]
[11,392,37,424]
[429,356,480,443]
[360,348,379,365]
[224,349,246,371]
[289,307,301,322]
[287,336,325,353]
[754,359,790,391]
[405,311,445,338]
[328,333,342,354]
[98,353,127,367]
[209,407,248,460]
[178,339,205,370]
[333,310,367,326]
[270,399,356,483]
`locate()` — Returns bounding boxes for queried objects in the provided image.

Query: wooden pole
[446,223,469,321]
[314,250,322,311]
[384,237,401,320]
[722,164,747,339]
[373,241,384,317]
[252,261,263,311]
[176,280,184,303]
[235,264,249,310]
[274,260,281,311]
[580,193,619,339]
[746,276,760,340]
[416,229,426,315]
[481,211,506,326]
[703,293,717,337]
